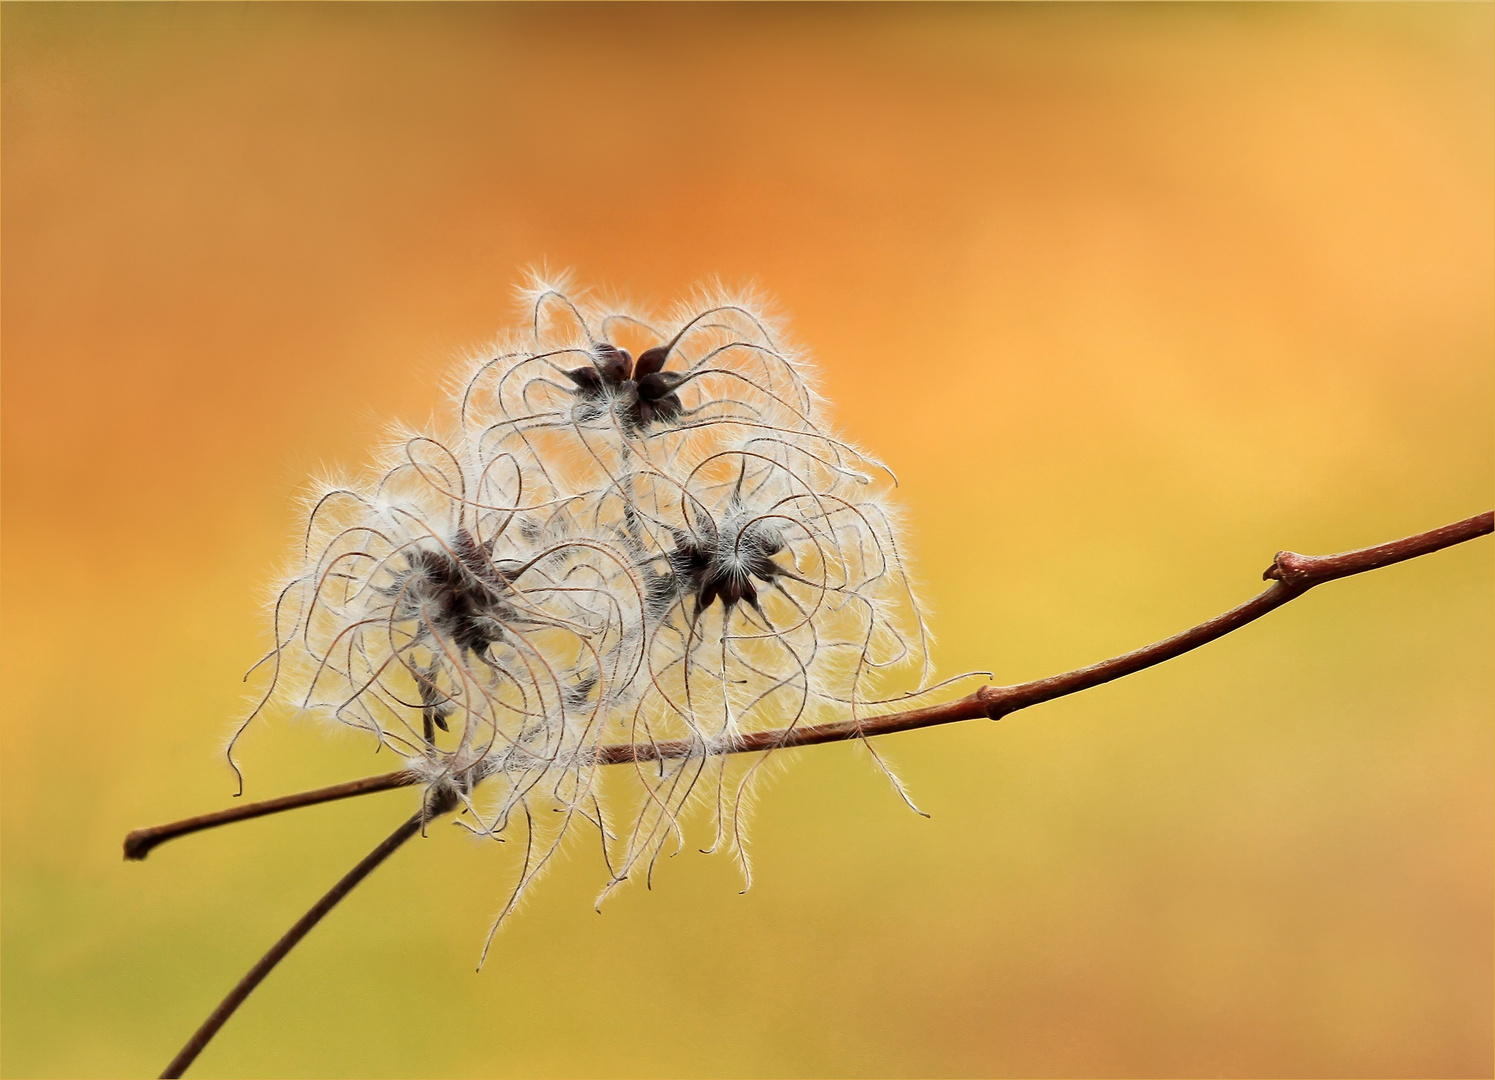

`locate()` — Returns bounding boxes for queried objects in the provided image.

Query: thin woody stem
[141,510,1491,1078]
[594,509,1494,763]
[127,511,1493,848]
[159,788,460,1080]
[124,770,419,861]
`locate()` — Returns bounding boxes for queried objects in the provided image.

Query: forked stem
[160,787,459,1079]
[132,513,1493,826]
[138,510,1491,1077]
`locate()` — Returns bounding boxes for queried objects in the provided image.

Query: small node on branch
[975,684,1019,720]
[1263,550,1319,590]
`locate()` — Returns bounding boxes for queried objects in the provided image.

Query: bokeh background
[3,5,1491,1077]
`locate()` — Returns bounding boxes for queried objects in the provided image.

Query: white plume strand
[235,277,938,957]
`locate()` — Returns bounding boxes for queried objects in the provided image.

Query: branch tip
[123,831,153,861]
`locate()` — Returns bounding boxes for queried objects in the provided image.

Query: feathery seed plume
[232,275,935,954]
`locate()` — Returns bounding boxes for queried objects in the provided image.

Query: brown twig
[128,511,1494,842]
[595,510,1493,763]
[123,770,419,860]
[137,510,1491,1078]
[158,787,460,1080]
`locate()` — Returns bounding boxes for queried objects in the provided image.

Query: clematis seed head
[231,275,938,958]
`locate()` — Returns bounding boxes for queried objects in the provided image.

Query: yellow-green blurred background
[3,5,1491,1077]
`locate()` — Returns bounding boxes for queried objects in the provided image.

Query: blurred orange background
[3,5,1491,1077]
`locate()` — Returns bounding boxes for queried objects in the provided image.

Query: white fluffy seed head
[232,278,936,955]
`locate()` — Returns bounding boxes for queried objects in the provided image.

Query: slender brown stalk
[140,510,1491,1078]
[124,770,419,861]
[594,509,1494,763]
[127,511,1494,840]
[159,788,460,1079]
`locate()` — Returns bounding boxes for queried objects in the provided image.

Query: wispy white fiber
[232,278,937,957]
